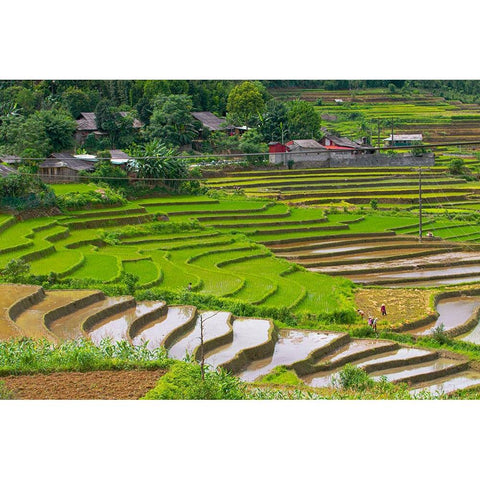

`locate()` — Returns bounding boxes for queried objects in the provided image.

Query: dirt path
[1,369,166,400]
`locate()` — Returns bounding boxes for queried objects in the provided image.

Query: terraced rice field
[271,87,480,145]
[2,184,480,292]
[4,284,480,396]
[201,167,480,287]
[0,195,364,316]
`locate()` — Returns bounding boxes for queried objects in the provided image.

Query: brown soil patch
[2,369,166,400]
[355,288,436,329]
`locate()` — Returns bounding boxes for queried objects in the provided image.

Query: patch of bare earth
[2,369,166,400]
[355,288,436,329]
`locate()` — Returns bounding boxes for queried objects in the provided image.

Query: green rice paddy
[3,156,480,318]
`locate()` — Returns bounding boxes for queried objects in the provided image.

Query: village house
[0,155,21,167]
[320,134,374,152]
[109,149,131,169]
[0,164,16,177]
[39,152,95,183]
[75,112,144,145]
[268,139,327,165]
[269,134,433,168]
[191,111,248,136]
[383,134,423,147]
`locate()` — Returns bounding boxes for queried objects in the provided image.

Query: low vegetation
[0,338,172,376]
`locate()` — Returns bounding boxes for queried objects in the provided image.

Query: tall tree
[95,100,135,148]
[33,109,76,152]
[258,99,289,142]
[146,94,198,146]
[286,100,321,139]
[226,81,265,127]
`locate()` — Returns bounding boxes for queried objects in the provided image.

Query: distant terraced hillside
[205,167,480,211]
[270,87,480,145]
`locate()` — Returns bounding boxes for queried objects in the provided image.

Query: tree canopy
[226,81,266,127]
[146,94,199,147]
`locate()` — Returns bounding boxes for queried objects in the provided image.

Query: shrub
[369,198,378,210]
[123,272,139,295]
[431,323,451,345]
[1,258,31,283]
[142,361,246,400]
[86,160,128,188]
[333,364,375,391]
[259,366,302,386]
[56,185,126,209]
[449,158,465,175]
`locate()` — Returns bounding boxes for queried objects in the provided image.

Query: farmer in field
[372,317,377,333]
[187,282,192,291]
[357,309,365,317]
[381,304,387,316]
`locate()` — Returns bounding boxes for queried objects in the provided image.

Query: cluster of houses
[268,133,431,167]
[0,107,431,180]
[0,110,250,182]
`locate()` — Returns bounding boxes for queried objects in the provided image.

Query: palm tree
[126,140,188,190]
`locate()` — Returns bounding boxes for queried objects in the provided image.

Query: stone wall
[269,151,435,169]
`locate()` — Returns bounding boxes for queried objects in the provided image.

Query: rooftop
[191,111,227,131]
[0,164,16,177]
[286,139,325,150]
[384,134,423,141]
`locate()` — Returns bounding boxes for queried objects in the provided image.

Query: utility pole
[418,166,423,242]
[199,313,205,381]
[391,118,394,148]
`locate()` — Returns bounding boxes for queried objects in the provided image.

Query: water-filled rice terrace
[204,168,480,287]
[3,284,480,396]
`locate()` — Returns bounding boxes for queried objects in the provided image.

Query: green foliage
[238,128,268,165]
[226,81,266,127]
[126,141,188,190]
[56,184,126,209]
[83,132,111,153]
[61,86,98,118]
[0,381,14,400]
[0,108,76,157]
[33,109,77,152]
[333,364,375,390]
[123,272,139,295]
[95,99,135,148]
[449,158,465,175]
[259,366,302,386]
[86,160,128,188]
[0,337,171,375]
[286,100,321,139]
[257,99,289,142]
[369,198,378,210]
[0,114,52,158]
[1,258,30,282]
[142,361,246,400]
[0,173,56,210]
[431,323,451,345]
[0,85,40,115]
[146,94,198,146]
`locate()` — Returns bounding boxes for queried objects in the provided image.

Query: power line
[6,139,480,163]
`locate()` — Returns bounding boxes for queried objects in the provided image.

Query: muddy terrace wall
[269,152,435,169]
